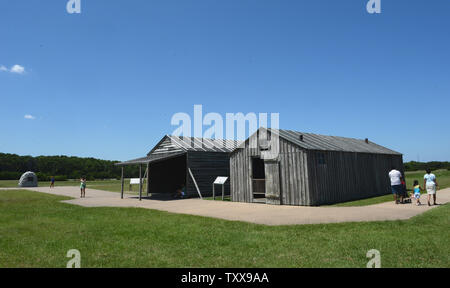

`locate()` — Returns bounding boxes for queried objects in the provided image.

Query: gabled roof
[148,135,242,155]
[117,135,242,166]
[238,128,401,155]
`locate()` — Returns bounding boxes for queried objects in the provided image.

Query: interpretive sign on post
[212,177,228,200]
[214,177,228,185]
[130,178,140,185]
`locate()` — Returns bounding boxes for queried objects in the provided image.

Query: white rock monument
[18,171,38,187]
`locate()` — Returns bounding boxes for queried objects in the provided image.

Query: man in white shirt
[389,167,404,204]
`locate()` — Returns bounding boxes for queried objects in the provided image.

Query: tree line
[0,152,448,181]
[403,161,450,172]
[0,153,139,181]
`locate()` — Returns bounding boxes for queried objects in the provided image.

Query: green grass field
[0,189,448,268]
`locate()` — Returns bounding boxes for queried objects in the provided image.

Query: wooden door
[265,160,281,205]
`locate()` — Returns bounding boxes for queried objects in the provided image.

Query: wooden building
[117,135,240,200]
[230,128,403,206]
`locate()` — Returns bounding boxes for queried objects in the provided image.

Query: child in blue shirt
[412,180,422,206]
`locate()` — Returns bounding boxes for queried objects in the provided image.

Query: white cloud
[24,114,36,120]
[10,65,25,74]
[0,64,27,74]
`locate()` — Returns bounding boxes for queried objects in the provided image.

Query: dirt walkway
[3,186,449,226]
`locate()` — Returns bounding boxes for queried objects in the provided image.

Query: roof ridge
[267,128,401,155]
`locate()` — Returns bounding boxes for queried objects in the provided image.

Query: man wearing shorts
[389,167,404,204]
[424,169,439,206]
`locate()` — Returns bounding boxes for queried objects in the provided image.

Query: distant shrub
[404,161,450,172]
[54,175,68,181]
[0,171,22,180]
[36,172,49,181]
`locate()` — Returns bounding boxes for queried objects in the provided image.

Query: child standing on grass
[412,180,422,206]
[80,177,86,198]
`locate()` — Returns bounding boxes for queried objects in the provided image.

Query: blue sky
[0,0,449,162]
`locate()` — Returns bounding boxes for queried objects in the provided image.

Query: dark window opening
[252,158,265,179]
[252,158,266,199]
[317,153,326,165]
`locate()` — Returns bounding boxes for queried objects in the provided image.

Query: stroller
[400,180,411,204]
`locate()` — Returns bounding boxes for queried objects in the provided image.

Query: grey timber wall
[186,151,232,197]
[230,129,404,206]
[307,151,404,205]
[230,133,311,205]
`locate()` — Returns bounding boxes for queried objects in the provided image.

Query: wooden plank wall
[264,161,281,205]
[230,135,259,203]
[186,151,232,197]
[230,133,311,205]
[230,130,403,206]
[307,151,404,205]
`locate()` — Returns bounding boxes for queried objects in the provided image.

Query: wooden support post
[139,164,142,201]
[188,168,202,199]
[121,167,124,199]
[147,162,150,197]
[213,184,215,200]
[222,184,224,201]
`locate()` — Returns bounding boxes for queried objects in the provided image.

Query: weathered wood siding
[264,160,281,205]
[151,136,184,155]
[186,151,232,197]
[230,132,311,205]
[231,131,403,206]
[306,151,404,205]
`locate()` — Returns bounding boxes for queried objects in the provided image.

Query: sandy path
[2,186,449,226]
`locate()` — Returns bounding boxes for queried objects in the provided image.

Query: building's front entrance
[251,157,281,205]
[251,157,266,203]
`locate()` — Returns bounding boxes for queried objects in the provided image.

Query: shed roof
[116,151,186,166]
[117,136,242,166]
[277,129,401,155]
[239,128,401,155]
[149,135,242,154]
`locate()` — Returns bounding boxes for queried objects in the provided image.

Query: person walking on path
[412,180,422,206]
[389,167,404,204]
[50,176,55,188]
[80,177,87,198]
[424,169,439,206]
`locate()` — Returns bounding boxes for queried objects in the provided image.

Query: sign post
[212,177,228,201]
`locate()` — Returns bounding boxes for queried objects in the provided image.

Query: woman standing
[80,177,87,198]
[424,169,439,206]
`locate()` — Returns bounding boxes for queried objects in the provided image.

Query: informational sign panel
[214,177,228,185]
[130,178,141,185]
